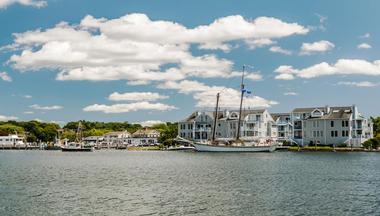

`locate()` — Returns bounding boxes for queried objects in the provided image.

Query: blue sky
[0,0,379,125]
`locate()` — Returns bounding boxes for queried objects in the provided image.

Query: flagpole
[236,65,245,141]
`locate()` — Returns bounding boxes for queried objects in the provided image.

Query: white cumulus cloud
[138,120,166,127]
[157,80,277,108]
[30,104,63,110]
[108,92,168,102]
[0,71,12,82]
[337,81,378,87]
[269,46,292,55]
[5,13,308,83]
[283,92,298,96]
[83,102,177,114]
[0,114,18,121]
[357,43,371,49]
[274,59,380,79]
[0,0,47,9]
[300,40,334,55]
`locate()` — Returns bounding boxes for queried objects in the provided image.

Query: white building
[291,105,373,147]
[0,135,25,148]
[178,109,277,142]
[102,131,131,148]
[271,113,293,143]
[178,105,373,147]
[129,129,160,146]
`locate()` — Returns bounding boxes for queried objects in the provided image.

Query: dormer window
[311,109,323,117]
[230,112,238,119]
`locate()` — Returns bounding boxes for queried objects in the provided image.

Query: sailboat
[61,121,94,152]
[189,65,277,152]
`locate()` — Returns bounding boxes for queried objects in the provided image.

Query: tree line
[0,120,178,144]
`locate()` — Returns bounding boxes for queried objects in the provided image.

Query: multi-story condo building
[178,105,373,147]
[291,105,373,147]
[271,113,293,142]
[178,109,277,142]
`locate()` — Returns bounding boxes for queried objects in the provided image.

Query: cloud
[300,40,334,55]
[283,92,298,96]
[0,71,12,82]
[138,120,166,127]
[357,43,371,49]
[274,59,380,79]
[269,46,292,55]
[30,104,63,110]
[6,13,308,83]
[108,92,168,102]
[245,73,263,81]
[23,111,34,114]
[0,0,47,9]
[359,33,370,39]
[245,38,276,50]
[157,80,277,108]
[0,115,18,121]
[337,81,378,87]
[83,102,177,113]
[23,94,32,98]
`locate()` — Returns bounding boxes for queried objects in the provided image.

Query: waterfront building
[179,105,373,147]
[291,105,373,147]
[83,136,104,145]
[0,135,25,148]
[178,109,277,142]
[102,131,131,148]
[271,113,293,143]
[129,128,160,146]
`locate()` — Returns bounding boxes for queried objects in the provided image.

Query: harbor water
[0,150,379,215]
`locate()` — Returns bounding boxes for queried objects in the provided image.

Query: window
[321,131,324,137]
[313,131,316,137]
[335,131,338,137]
[330,121,334,127]
[331,131,334,137]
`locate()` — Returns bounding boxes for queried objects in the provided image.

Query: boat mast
[75,121,83,143]
[212,92,220,143]
[236,65,245,141]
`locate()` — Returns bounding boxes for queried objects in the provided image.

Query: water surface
[0,150,379,215]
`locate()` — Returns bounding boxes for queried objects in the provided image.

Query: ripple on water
[0,151,380,215]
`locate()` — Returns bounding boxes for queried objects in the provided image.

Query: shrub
[337,143,347,148]
[363,138,380,150]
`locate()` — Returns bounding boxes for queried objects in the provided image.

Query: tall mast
[236,65,245,141]
[212,92,220,142]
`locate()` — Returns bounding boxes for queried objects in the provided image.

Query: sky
[0,0,379,125]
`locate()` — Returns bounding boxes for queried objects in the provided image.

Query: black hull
[61,147,93,152]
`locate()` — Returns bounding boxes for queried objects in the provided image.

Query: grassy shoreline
[287,146,379,152]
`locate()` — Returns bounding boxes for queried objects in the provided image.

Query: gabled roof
[270,113,290,121]
[292,107,325,113]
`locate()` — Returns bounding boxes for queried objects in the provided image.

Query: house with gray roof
[291,105,373,147]
[178,109,277,142]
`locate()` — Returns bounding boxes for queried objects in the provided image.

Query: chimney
[325,105,330,114]
[352,104,357,119]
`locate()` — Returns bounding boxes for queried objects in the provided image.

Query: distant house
[82,136,104,145]
[103,131,131,148]
[129,129,160,146]
[0,134,25,148]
